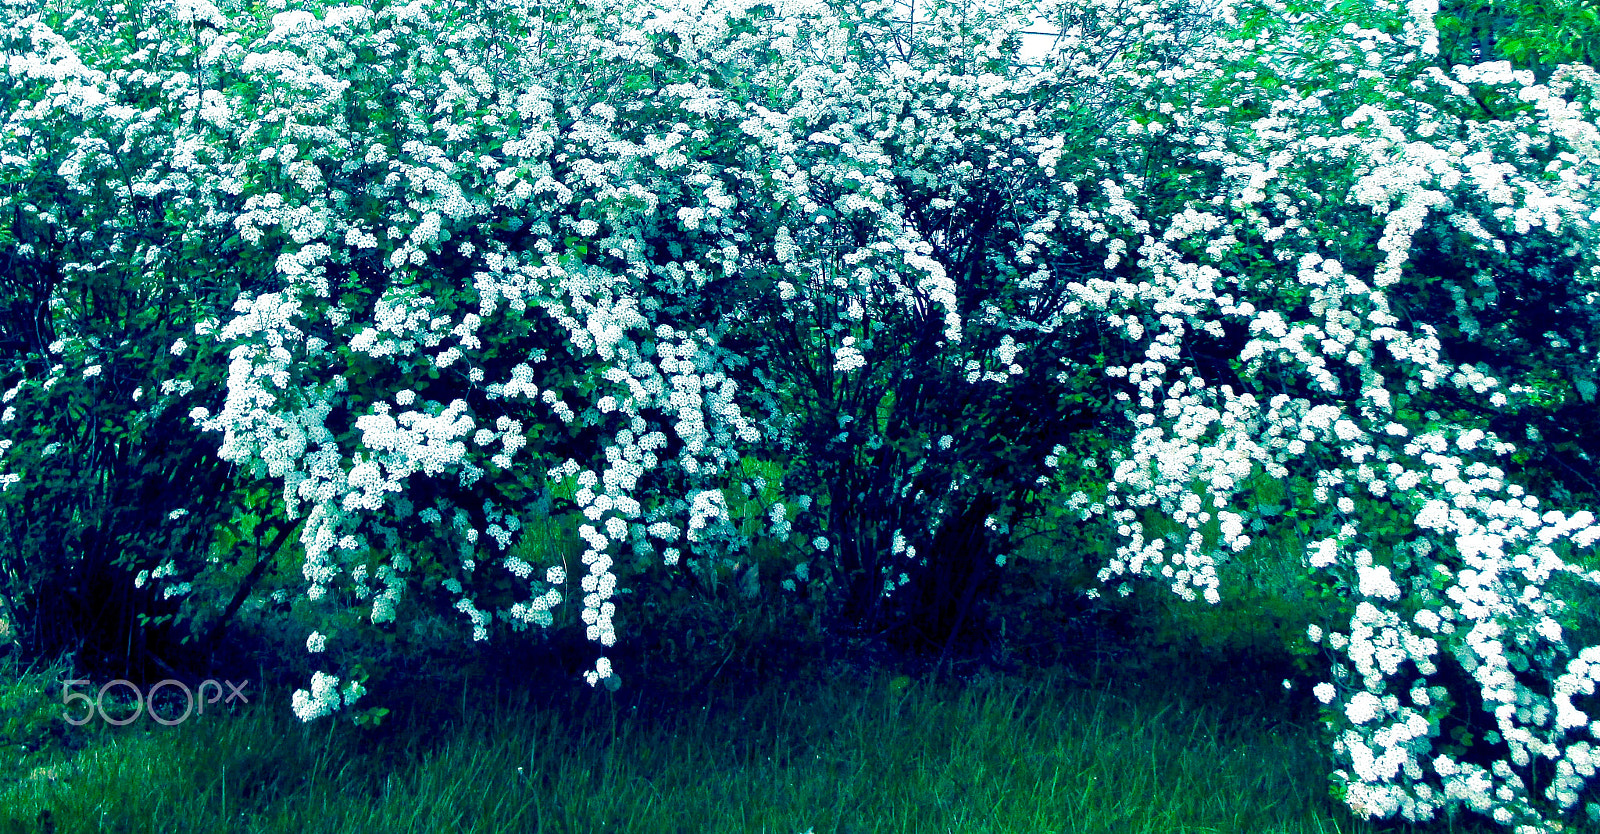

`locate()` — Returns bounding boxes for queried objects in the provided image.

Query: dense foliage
[3,0,1599,828]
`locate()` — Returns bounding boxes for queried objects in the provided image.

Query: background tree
[1435,0,1600,81]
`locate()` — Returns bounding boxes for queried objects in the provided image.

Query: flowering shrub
[0,0,305,674]
[1066,2,1600,827]
[3,0,1600,828]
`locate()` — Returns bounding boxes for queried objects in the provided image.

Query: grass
[0,633,1512,834]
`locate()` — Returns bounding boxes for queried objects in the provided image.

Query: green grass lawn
[0,632,1510,834]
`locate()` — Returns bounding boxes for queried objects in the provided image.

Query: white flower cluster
[832,337,865,374]
[291,670,363,722]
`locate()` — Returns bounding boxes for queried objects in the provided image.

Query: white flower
[1308,538,1339,569]
[583,656,615,686]
[270,10,318,36]
[1345,691,1383,724]
[1356,564,1401,601]
[306,631,326,653]
[1315,683,1337,703]
[834,338,866,373]
[291,671,343,722]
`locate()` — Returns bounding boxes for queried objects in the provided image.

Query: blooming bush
[1075,2,1600,826]
[0,0,307,674]
[3,0,1600,828]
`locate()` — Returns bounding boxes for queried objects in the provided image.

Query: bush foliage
[3,0,1600,828]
